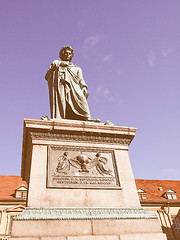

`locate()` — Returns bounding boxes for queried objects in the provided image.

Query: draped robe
[45,60,91,120]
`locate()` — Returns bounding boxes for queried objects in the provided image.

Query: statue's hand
[51,60,59,70]
[82,88,89,99]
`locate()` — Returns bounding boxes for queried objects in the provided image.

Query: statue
[45,45,91,121]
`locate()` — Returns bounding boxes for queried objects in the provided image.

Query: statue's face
[63,49,73,61]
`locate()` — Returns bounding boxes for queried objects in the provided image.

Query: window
[172,194,177,200]
[137,188,147,200]
[15,184,27,199]
[167,194,172,199]
[164,189,178,200]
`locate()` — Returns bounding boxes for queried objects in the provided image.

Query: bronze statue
[45,45,91,121]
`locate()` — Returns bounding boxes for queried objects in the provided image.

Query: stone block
[119,233,167,240]
[10,238,66,240]
[11,220,92,237]
[68,235,120,240]
[92,218,163,235]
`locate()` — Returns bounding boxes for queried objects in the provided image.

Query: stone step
[10,233,167,240]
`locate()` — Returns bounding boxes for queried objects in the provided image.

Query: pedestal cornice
[14,207,157,220]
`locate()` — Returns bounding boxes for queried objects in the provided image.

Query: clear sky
[0,0,180,180]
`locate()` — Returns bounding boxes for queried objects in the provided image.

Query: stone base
[10,234,167,240]
[21,119,140,209]
[12,119,166,240]
[10,208,167,240]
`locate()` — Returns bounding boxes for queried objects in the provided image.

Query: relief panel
[47,146,121,189]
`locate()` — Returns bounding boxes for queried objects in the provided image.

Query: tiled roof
[135,179,180,203]
[0,175,27,200]
[0,176,179,203]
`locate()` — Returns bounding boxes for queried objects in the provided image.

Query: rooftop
[0,176,179,204]
[0,175,27,200]
[135,179,180,203]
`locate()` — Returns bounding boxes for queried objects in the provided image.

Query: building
[136,179,180,240]
[0,176,179,240]
[0,176,27,239]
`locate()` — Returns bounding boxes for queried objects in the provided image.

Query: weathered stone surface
[11,220,92,237]
[10,234,167,240]
[68,234,167,240]
[10,238,66,240]
[92,218,163,235]
[67,235,119,240]
[47,146,121,189]
[10,119,166,240]
[21,119,139,208]
[13,207,157,220]
[11,218,165,238]
[119,233,167,240]
[9,234,168,240]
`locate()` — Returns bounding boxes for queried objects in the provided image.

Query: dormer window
[163,189,177,200]
[15,184,27,199]
[137,188,147,200]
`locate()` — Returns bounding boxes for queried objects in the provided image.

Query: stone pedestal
[10,119,167,240]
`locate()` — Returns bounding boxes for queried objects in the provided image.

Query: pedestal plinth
[10,119,167,240]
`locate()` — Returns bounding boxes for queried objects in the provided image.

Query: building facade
[0,176,27,239]
[0,176,179,240]
[136,179,180,240]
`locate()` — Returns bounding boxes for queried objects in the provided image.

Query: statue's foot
[41,115,51,120]
[86,118,101,123]
[104,120,114,126]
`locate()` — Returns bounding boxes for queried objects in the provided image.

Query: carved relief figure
[45,45,91,121]
[56,152,70,174]
[93,153,112,175]
[55,152,112,176]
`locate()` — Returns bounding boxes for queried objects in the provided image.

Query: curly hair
[59,45,74,61]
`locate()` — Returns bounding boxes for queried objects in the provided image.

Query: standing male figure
[45,45,91,121]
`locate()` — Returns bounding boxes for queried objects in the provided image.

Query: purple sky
[0,1,180,180]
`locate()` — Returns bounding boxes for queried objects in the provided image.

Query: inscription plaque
[47,146,121,189]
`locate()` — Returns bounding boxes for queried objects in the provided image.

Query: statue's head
[59,45,74,61]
